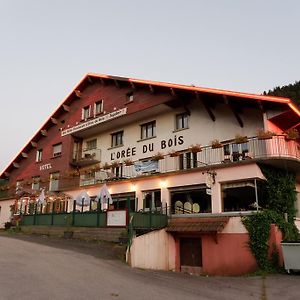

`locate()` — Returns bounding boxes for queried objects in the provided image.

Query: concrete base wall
[129,229,176,270]
[20,226,124,242]
[201,233,257,275]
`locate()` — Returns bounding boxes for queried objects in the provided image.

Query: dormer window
[82,105,91,120]
[94,100,103,115]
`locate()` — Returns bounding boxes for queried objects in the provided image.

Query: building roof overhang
[166,217,229,234]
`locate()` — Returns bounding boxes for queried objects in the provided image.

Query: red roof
[166,217,229,233]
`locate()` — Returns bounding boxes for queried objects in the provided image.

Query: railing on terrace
[18,200,168,230]
[80,135,299,186]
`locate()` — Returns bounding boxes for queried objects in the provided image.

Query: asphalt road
[0,234,299,300]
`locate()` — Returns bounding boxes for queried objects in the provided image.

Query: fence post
[72,200,76,226]
[33,203,37,225]
[96,198,101,227]
[51,202,54,225]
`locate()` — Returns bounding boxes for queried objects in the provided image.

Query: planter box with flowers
[169,150,181,157]
[123,158,134,166]
[234,134,248,144]
[102,162,111,170]
[152,152,164,161]
[211,139,223,149]
[188,144,202,153]
[257,129,275,140]
[284,128,299,141]
[111,161,120,168]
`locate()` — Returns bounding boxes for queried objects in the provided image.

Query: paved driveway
[0,234,299,300]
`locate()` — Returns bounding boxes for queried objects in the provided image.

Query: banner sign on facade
[61,108,127,136]
[134,160,159,174]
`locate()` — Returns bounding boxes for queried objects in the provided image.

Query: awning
[166,217,229,233]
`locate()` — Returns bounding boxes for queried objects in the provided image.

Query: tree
[263,81,300,106]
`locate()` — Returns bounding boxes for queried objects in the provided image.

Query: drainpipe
[254,179,259,212]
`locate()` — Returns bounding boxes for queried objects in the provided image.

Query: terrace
[79,135,300,186]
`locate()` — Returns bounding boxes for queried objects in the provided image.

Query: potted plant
[152,152,164,161]
[284,128,299,140]
[257,129,275,140]
[234,134,248,144]
[189,144,202,153]
[211,139,223,149]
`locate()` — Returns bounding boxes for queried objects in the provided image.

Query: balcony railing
[71,149,101,167]
[79,135,299,186]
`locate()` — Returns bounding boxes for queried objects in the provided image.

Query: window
[94,100,103,115]
[223,143,249,162]
[176,113,189,130]
[53,143,62,157]
[36,149,43,162]
[143,190,161,210]
[179,152,197,170]
[126,92,134,102]
[86,139,97,150]
[82,105,91,120]
[222,181,259,212]
[49,172,59,191]
[141,121,156,140]
[32,176,40,190]
[113,165,123,179]
[111,131,123,147]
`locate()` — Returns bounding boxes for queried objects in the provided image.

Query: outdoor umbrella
[37,188,46,205]
[75,191,91,206]
[96,184,113,205]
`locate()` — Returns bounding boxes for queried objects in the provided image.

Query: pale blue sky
[1,0,300,172]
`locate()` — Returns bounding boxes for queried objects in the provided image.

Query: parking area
[0,233,299,300]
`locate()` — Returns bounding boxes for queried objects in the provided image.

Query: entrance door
[180,238,202,268]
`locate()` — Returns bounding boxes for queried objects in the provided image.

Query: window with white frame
[111,131,123,147]
[82,105,91,120]
[36,149,43,162]
[141,121,156,140]
[52,143,62,157]
[49,172,59,191]
[32,176,40,190]
[179,152,198,170]
[94,100,103,115]
[176,113,189,130]
[86,139,97,150]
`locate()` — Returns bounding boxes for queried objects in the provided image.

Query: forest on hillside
[264,81,300,106]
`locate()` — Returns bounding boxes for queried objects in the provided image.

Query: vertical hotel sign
[61,108,127,136]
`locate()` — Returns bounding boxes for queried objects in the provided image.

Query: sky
[0,0,300,172]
